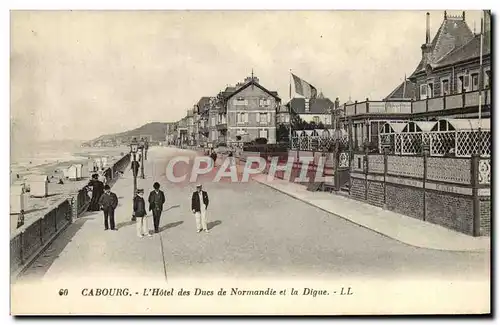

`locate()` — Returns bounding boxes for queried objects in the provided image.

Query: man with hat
[191,184,210,233]
[134,188,150,237]
[148,182,166,233]
[98,184,119,231]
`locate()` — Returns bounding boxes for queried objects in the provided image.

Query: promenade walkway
[251,174,490,252]
[18,147,489,284]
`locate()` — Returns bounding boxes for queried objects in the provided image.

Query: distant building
[286,95,337,126]
[214,75,281,145]
[340,10,492,151]
[186,109,195,146]
[196,97,211,147]
[384,80,417,101]
[407,10,491,118]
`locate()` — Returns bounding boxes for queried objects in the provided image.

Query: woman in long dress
[87,173,104,211]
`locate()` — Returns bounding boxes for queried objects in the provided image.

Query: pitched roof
[287,97,334,114]
[384,80,417,101]
[430,18,473,62]
[434,31,491,68]
[410,16,474,77]
[226,80,281,101]
[196,97,211,114]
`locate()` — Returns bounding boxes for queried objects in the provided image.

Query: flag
[291,73,317,99]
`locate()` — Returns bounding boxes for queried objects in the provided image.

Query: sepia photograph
[8,7,492,315]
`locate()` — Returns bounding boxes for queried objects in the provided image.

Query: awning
[403,121,436,133]
[443,118,491,131]
[379,122,407,134]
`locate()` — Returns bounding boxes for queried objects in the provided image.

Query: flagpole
[476,13,484,156]
[478,14,484,128]
[403,74,407,98]
[289,69,292,149]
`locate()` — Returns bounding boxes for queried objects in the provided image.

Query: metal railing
[11,198,72,276]
[10,153,131,278]
[290,136,348,151]
[342,89,491,117]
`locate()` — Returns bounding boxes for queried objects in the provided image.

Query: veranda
[378,118,491,157]
[290,129,349,151]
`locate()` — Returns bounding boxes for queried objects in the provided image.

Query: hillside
[91,122,175,144]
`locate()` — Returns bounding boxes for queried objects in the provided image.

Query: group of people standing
[133,182,166,237]
[87,173,118,230]
[85,155,211,237]
[133,183,210,237]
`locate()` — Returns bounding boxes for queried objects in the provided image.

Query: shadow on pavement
[18,217,90,280]
[164,205,181,212]
[208,220,222,230]
[159,221,184,233]
[116,219,136,230]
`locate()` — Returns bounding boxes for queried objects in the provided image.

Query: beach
[10,144,130,234]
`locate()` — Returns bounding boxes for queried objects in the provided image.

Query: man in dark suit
[131,157,140,177]
[148,182,166,233]
[98,185,119,231]
[191,184,209,233]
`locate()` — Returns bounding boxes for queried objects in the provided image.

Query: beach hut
[26,174,49,197]
[10,184,27,214]
[81,163,90,179]
[75,163,83,179]
[65,165,78,181]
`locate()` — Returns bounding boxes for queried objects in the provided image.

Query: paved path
[250,174,490,252]
[19,147,490,283]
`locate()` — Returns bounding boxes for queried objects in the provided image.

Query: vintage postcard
[10,9,491,315]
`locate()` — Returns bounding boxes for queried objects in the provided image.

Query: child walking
[134,189,150,237]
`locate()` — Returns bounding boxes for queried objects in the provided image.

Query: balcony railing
[343,89,490,117]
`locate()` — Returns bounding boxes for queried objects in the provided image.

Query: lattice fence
[291,136,347,151]
[379,130,490,157]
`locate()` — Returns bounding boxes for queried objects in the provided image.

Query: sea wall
[10,153,131,279]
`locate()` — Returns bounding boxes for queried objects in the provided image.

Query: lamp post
[139,138,145,179]
[130,138,139,221]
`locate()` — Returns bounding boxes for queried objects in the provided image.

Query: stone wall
[366,180,384,208]
[425,191,474,234]
[350,153,490,237]
[480,198,491,236]
[386,184,424,220]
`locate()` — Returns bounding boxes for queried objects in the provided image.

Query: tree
[276,125,290,143]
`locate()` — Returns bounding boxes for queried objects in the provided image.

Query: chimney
[462,11,466,21]
[426,12,430,44]
[335,97,340,109]
[444,11,447,20]
[421,12,432,65]
[484,10,491,34]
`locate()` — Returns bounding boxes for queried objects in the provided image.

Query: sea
[10,140,128,183]
[10,140,86,173]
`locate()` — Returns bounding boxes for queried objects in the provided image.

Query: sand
[10,146,130,235]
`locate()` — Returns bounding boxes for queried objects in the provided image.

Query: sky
[10,10,483,143]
